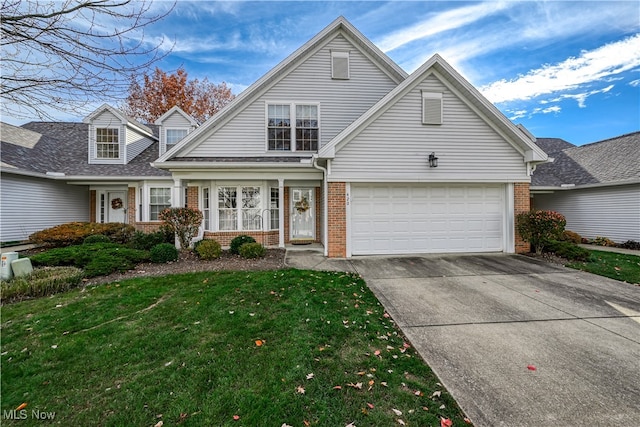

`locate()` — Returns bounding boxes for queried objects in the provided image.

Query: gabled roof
[1,122,169,179]
[154,16,408,164]
[318,54,547,163]
[532,131,640,188]
[154,106,199,126]
[83,103,156,138]
[534,137,575,154]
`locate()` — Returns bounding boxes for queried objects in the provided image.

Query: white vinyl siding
[0,174,89,242]
[330,75,528,182]
[183,35,398,157]
[125,126,154,163]
[158,110,196,155]
[351,184,504,255]
[533,184,640,243]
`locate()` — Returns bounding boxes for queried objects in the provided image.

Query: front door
[291,188,314,240]
[107,191,127,223]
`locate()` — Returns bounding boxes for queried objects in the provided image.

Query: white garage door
[351,184,504,255]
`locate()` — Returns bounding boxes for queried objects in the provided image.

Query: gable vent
[422,92,443,125]
[331,51,350,79]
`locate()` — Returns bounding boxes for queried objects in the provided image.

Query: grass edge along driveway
[1,269,470,426]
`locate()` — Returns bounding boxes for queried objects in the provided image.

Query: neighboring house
[1,17,549,256]
[532,132,640,243]
[0,104,196,242]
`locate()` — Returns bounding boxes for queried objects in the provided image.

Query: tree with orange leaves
[123,67,234,123]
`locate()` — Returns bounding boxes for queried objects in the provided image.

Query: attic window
[96,127,119,158]
[331,51,350,79]
[422,92,443,125]
[166,128,188,148]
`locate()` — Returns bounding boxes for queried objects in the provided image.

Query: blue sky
[6,1,640,146]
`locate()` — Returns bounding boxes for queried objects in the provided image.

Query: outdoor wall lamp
[428,152,439,168]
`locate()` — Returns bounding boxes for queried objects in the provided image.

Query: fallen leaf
[281,424,293,427]
[422,406,429,411]
[397,420,406,426]
[304,421,310,427]
[374,350,381,356]
[233,415,240,420]
[51,345,58,349]
[333,385,342,390]
[403,342,411,348]
[16,403,27,411]
[432,390,442,397]
[414,390,423,396]
[381,381,388,387]
[357,371,366,376]
[440,418,453,427]
[392,408,402,416]
[296,385,306,394]
[367,403,374,409]
[439,404,446,409]
[464,417,472,424]
[347,382,363,390]
[527,364,537,371]
[154,421,164,427]
[346,423,356,427]
[255,340,263,347]
[368,380,375,386]
[383,312,390,318]
[306,373,314,380]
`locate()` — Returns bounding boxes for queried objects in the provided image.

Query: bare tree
[1,0,174,120]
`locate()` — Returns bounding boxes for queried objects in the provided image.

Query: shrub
[592,236,615,247]
[150,243,179,263]
[30,222,136,247]
[195,240,222,260]
[83,234,111,244]
[619,240,640,250]
[158,207,203,250]
[239,242,266,259]
[1,266,84,302]
[516,210,566,254]
[129,230,174,251]
[545,240,591,262]
[561,230,582,244]
[30,243,149,277]
[229,235,256,255]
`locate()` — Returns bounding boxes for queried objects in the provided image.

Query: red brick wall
[186,186,199,210]
[283,187,290,244]
[127,187,136,225]
[315,187,322,244]
[514,182,531,254]
[327,182,346,258]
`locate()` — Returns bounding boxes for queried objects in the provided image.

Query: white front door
[291,188,314,240]
[107,191,127,223]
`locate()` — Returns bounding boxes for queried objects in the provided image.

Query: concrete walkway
[578,243,640,256]
[285,251,640,427]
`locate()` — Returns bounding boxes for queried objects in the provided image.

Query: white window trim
[264,101,321,153]
[138,182,173,222]
[95,126,121,160]
[331,50,350,80]
[164,127,190,154]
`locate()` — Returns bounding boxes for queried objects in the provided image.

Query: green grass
[1,270,469,426]
[567,250,640,284]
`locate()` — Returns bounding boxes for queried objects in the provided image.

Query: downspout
[312,154,329,257]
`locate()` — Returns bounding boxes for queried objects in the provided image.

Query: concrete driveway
[348,254,640,427]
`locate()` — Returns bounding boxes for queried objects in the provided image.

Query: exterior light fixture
[428,152,438,168]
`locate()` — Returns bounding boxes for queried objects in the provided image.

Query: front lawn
[567,250,640,284]
[1,270,469,426]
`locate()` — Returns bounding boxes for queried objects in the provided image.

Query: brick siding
[514,182,531,254]
[327,182,346,258]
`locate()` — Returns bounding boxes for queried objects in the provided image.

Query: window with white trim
[202,187,210,230]
[96,128,119,158]
[270,188,279,230]
[217,186,262,231]
[149,188,171,221]
[166,128,188,149]
[267,103,318,151]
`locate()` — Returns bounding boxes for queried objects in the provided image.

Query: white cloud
[630,79,640,87]
[480,34,640,104]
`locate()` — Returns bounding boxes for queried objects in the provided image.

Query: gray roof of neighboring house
[532,132,640,187]
[1,122,170,178]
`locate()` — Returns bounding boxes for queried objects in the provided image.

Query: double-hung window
[202,187,210,230]
[166,128,188,150]
[96,128,119,159]
[217,186,261,231]
[149,188,171,221]
[270,188,279,230]
[267,103,318,151]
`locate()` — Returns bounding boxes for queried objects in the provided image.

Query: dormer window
[267,103,318,151]
[166,128,188,149]
[96,128,119,159]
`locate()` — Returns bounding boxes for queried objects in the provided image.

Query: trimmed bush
[150,243,179,263]
[229,235,256,255]
[83,234,111,244]
[1,266,84,302]
[30,222,135,247]
[561,230,582,244]
[195,239,222,260]
[129,230,174,251]
[158,207,203,249]
[545,240,591,262]
[239,242,266,259]
[620,240,640,250]
[516,210,566,254]
[30,243,149,277]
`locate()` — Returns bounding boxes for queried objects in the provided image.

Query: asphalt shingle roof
[532,132,640,187]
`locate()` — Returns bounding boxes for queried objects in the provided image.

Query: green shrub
[561,230,582,244]
[158,207,203,249]
[229,235,256,255]
[129,230,174,250]
[30,243,149,277]
[30,222,136,247]
[545,240,591,262]
[195,239,222,260]
[592,236,615,247]
[239,242,266,259]
[516,210,566,254]
[83,234,111,244]
[1,266,84,302]
[150,243,179,263]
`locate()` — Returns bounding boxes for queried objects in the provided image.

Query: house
[1,16,548,256]
[532,132,640,243]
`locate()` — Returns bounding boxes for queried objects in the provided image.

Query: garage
[350,184,505,255]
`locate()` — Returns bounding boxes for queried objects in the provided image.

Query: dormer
[154,106,198,156]
[83,104,156,165]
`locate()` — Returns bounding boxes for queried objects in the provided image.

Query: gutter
[312,154,329,257]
